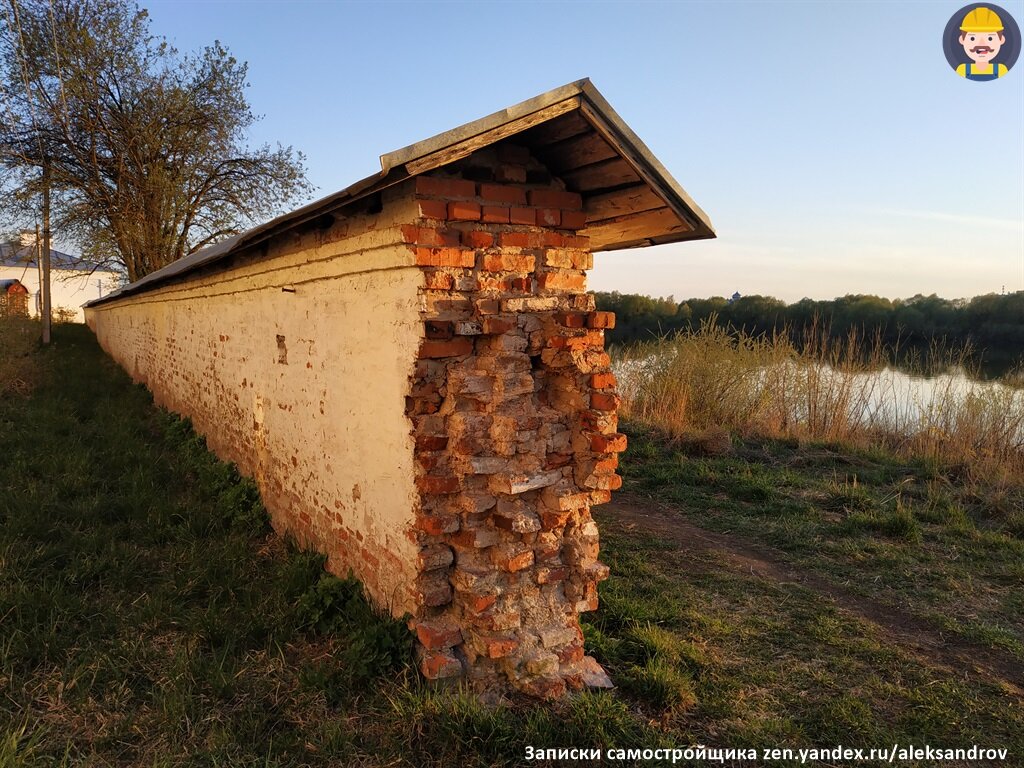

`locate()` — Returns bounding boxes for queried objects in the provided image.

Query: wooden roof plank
[532,131,619,174]
[582,207,693,251]
[519,111,592,148]
[405,99,580,177]
[585,184,665,223]
[561,157,641,192]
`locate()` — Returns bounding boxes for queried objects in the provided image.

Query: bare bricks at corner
[414,177,587,230]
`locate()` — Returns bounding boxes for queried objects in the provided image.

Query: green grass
[620,421,1024,662]
[1,322,1022,764]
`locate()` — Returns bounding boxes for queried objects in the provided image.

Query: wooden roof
[89,79,713,306]
[382,79,714,251]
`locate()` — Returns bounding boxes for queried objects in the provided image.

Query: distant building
[0,232,121,323]
[728,291,741,304]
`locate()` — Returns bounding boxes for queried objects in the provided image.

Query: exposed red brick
[590,372,617,389]
[416,621,463,650]
[520,676,566,700]
[416,513,460,536]
[544,452,572,469]
[590,392,620,411]
[475,275,511,292]
[421,650,463,680]
[422,271,454,290]
[540,508,571,530]
[496,549,534,572]
[536,567,566,584]
[424,320,453,340]
[416,475,461,495]
[541,231,566,248]
[479,183,527,206]
[509,207,535,225]
[554,311,586,328]
[417,199,449,220]
[528,189,582,209]
[509,277,531,292]
[482,253,535,273]
[538,271,586,292]
[587,311,616,329]
[560,210,587,230]
[481,315,516,334]
[499,232,534,249]
[418,338,474,358]
[416,176,476,198]
[474,298,501,315]
[415,434,449,451]
[463,230,494,249]
[590,432,628,454]
[557,643,585,665]
[486,637,520,659]
[466,593,497,614]
[404,225,460,247]
[448,201,481,221]
[415,247,475,268]
[481,206,510,224]
[536,208,561,227]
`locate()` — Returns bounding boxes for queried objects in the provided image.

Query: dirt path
[599,493,1024,696]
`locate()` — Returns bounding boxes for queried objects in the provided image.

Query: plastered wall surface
[87,188,426,614]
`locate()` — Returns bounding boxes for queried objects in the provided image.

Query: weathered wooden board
[534,131,619,175]
[561,157,640,192]
[584,184,665,223]
[406,99,580,177]
[583,207,692,251]
[520,111,592,148]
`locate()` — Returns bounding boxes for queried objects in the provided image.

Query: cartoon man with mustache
[957,7,1009,79]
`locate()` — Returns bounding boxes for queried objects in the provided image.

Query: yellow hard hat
[960,6,1004,33]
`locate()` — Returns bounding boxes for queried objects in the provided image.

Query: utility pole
[41,161,52,345]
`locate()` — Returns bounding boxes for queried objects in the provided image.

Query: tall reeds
[616,320,1024,482]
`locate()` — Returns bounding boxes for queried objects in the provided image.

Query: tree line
[596,291,1024,365]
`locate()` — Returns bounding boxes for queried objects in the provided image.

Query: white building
[0,233,121,323]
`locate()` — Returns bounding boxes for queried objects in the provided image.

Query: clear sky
[143,0,1024,303]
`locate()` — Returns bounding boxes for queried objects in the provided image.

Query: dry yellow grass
[617,320,1024,483]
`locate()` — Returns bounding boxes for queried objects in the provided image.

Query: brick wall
[86,189,427,617]
[86,140,624,698]
[403,142,623,698]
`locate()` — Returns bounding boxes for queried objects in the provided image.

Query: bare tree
[0,0,312,281]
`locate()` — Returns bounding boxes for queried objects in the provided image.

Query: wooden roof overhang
[88,79,713,306]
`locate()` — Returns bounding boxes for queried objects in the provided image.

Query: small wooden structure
[0,279,29,318]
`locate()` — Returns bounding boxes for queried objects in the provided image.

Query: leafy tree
[0,0,312,280]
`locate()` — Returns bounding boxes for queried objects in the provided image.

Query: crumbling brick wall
[402,142,623,698]
[85,139,624,698]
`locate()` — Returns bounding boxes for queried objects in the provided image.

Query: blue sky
[144,0,1024,302]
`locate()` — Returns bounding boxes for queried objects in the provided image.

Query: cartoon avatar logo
[943,4,1021,81]
[960,7,1007,78]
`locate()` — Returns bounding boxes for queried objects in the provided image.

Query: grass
[620,423,1024,663]
[2,320,1022,764]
